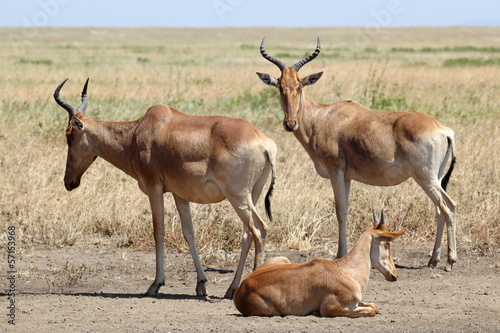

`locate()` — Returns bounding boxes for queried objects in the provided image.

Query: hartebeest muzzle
[65,179,79,191]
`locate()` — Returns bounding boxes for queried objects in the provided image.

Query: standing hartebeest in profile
[257,37,457,271]
[54,78,277,298]
[234,209,403,317]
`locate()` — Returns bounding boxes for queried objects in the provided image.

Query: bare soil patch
[3,244,499,332]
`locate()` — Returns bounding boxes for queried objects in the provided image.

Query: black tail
[264,164,275,222]
[441,137,456,191]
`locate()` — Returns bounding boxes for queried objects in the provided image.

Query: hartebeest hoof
[196,279,208,296]
[224,287,236,299]
[146,281,164,296]
[445,259,455,272]
[427,257,439,268]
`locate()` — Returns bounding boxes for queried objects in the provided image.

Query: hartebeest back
[54,78,277,298]
[233,210,403,317]
[257,37,457,271]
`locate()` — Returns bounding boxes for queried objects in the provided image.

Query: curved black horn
[380,209,385,225]
[292,37,321,72]
[54,78,76,119]
[76,78,89,113]
[372,208,379,223]
[260,37,287,72]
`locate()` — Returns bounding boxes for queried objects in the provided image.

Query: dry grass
[0,27,498,261]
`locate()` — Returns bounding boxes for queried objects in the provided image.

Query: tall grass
[0,27,498,261]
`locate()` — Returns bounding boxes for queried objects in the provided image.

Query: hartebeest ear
[256,72,278,87]
[70,117,85,131]
[374,231,404,243]
[301,72,323,86]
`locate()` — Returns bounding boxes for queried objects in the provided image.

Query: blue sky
[1,0,499,28]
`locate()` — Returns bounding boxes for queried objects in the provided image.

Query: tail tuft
[441,137,456,191]
[441,156,455,191]
[264,170,275,221]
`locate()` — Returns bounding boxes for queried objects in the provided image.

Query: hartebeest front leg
[329,171,351,258]
[173,194,208,296]
[146,184,166,296]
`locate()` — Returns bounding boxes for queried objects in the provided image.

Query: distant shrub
[17,58,53,65]
[443,57,500,67]
[391,47,415,52]
[419,46,500,53]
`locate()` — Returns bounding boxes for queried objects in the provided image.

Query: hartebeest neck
[82,117,140,178]
[334,231,374,290]
[292,91,326,148]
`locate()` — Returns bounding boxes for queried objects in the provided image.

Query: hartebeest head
[257,37,323,132]
[370,209,403,282]
[54,78,97,191]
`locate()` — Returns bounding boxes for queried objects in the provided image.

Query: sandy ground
[2,243,499,333]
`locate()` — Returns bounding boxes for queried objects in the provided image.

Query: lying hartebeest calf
[233,210,403,317]
[53,78,277,298]
[257,37,457,271]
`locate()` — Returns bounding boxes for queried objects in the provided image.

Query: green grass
[391,47,416,52]
[392,46,500,53]
[443,57,500,67]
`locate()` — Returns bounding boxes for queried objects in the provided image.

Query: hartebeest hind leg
[173,194,208,296]
[224,194,269,298]
[226,226,253,298]
[414,178,457,271]
[320,296,379,318]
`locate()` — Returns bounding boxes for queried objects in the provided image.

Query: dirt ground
[2,243,499,333]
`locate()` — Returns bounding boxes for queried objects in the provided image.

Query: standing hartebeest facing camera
[54,78,277,298]
[257,37,457,271]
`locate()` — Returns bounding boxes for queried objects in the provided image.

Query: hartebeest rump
[257,37,457,271]
[54,78,277,298]
[234,210,403,317]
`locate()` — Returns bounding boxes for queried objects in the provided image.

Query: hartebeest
[54,78,277,298]
[233,210,403,317]
[257,37,457,271]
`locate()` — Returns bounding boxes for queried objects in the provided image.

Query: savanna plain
[0,27,499,332]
